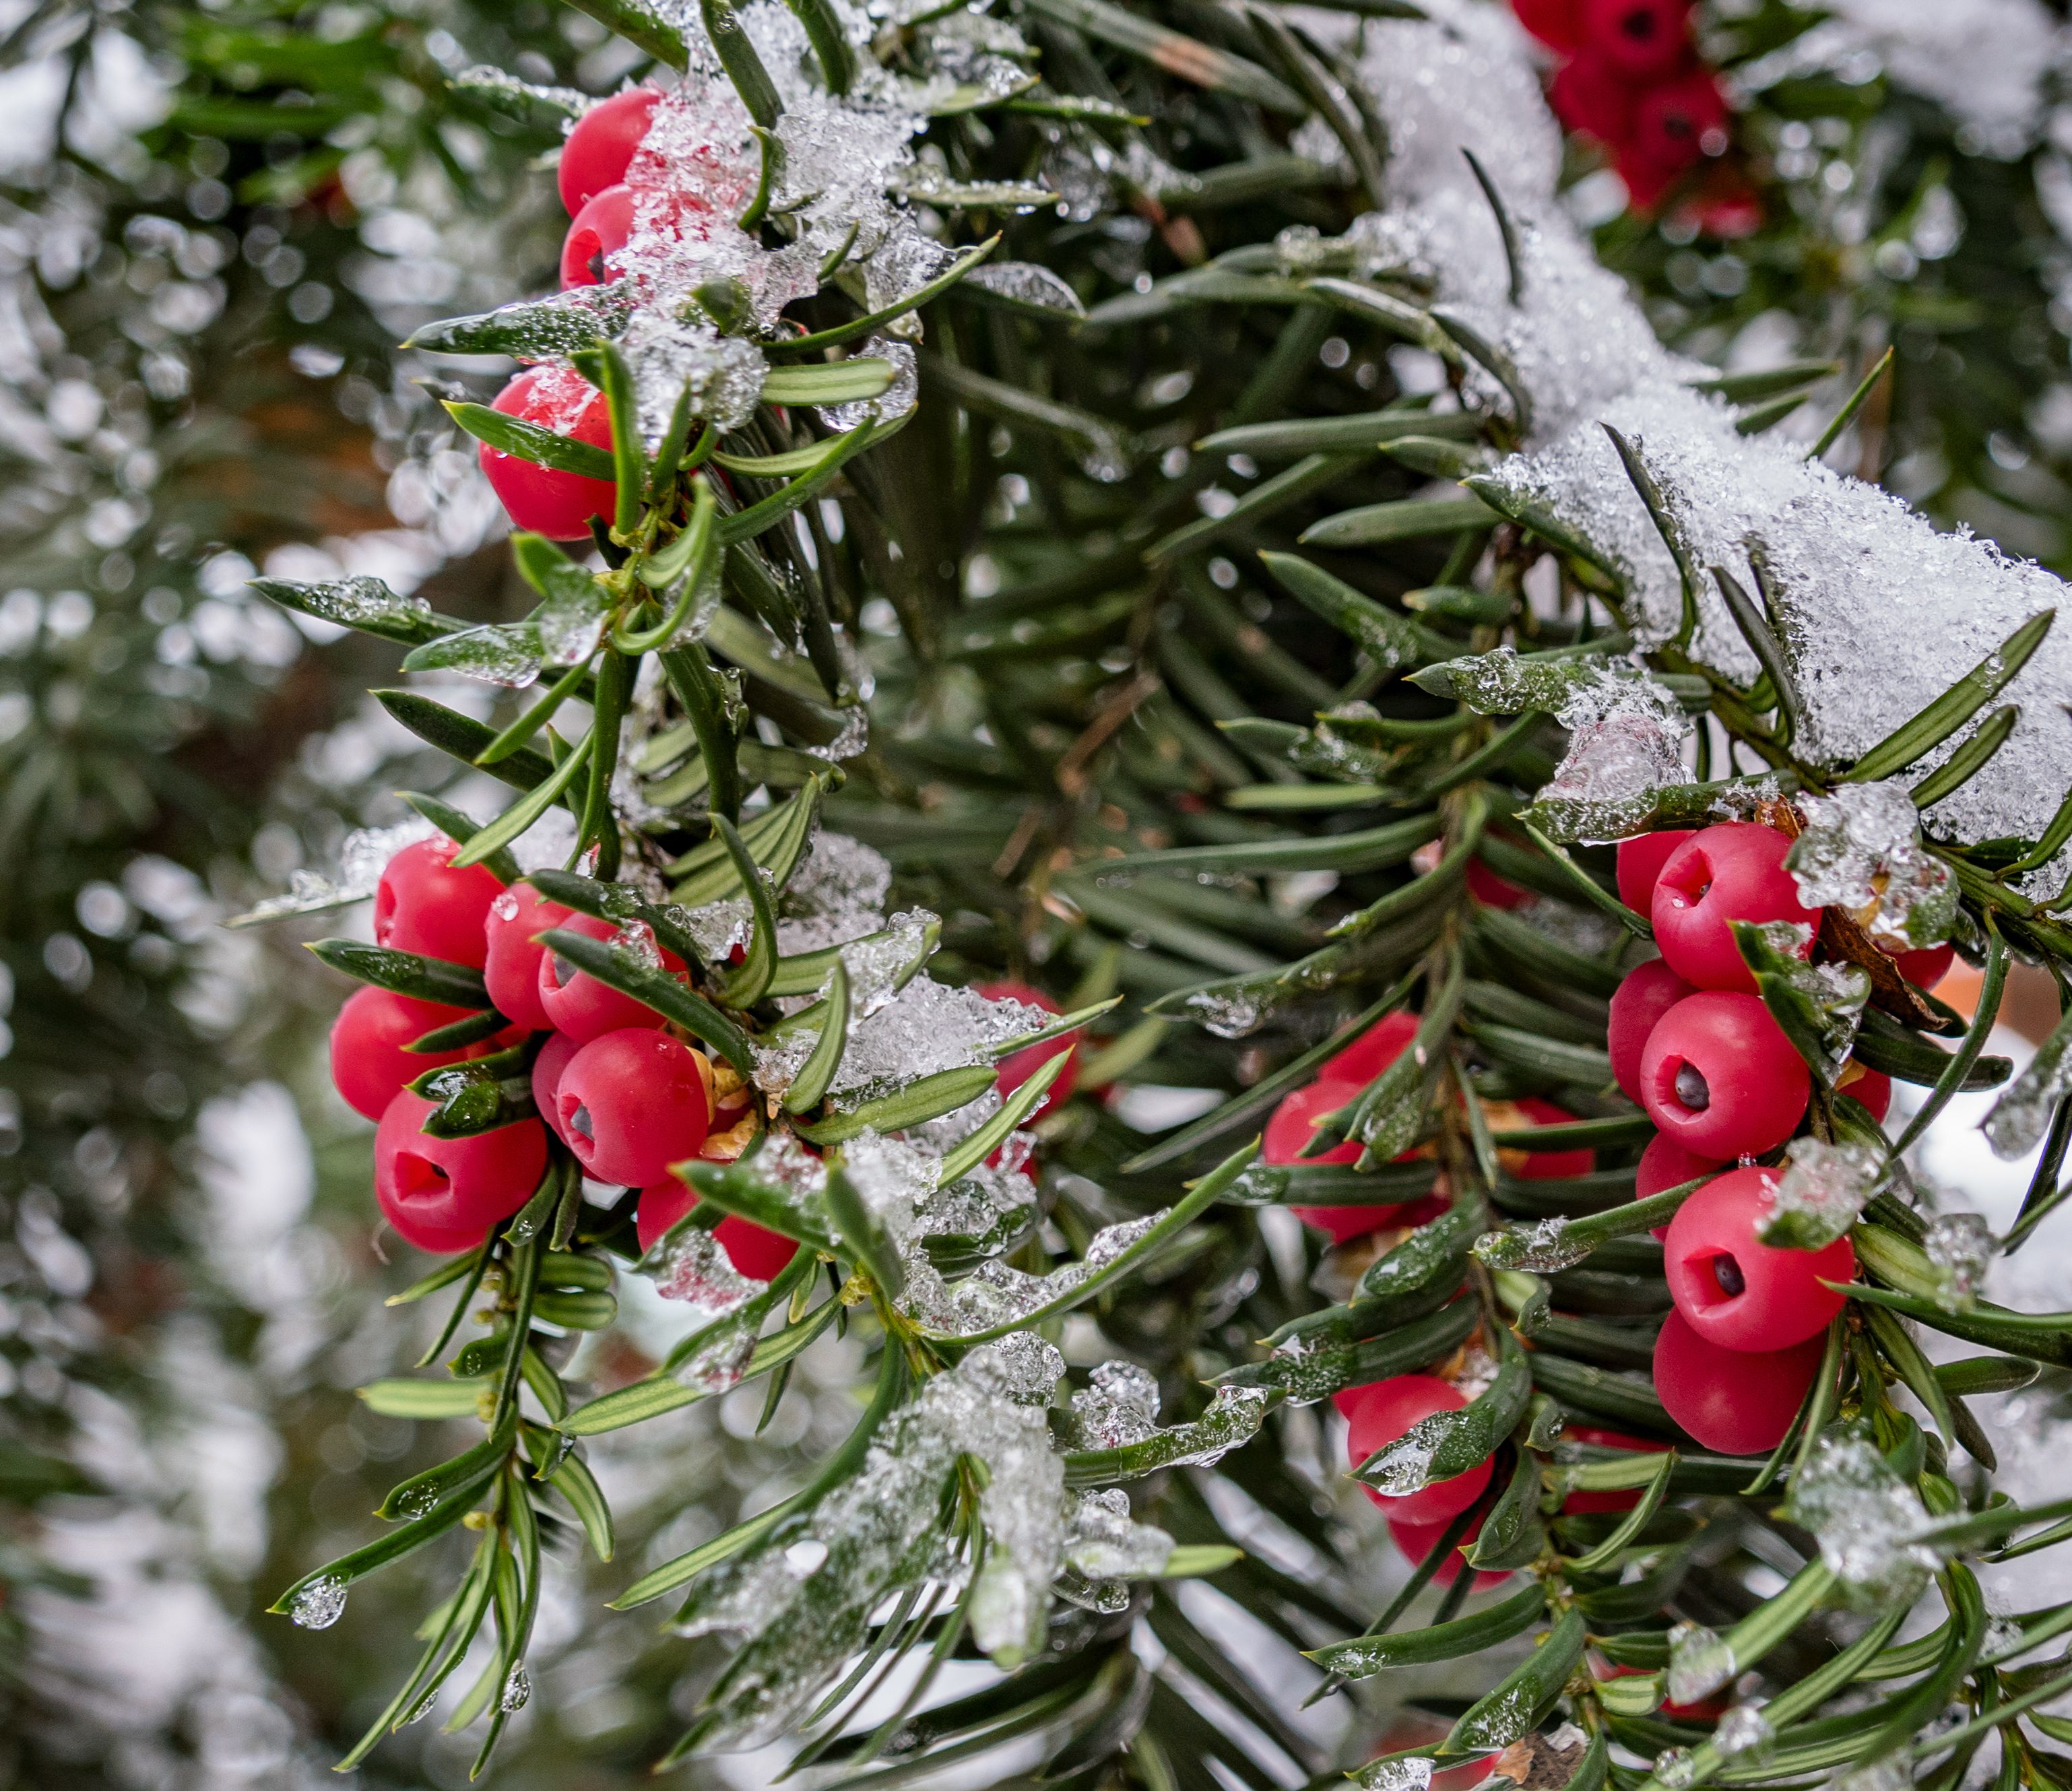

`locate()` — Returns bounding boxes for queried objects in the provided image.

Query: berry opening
[549,952,575,989]
[1673,1061,1710,1111]
[567,1101,595,1142]
[393,1151,450,1200]
[1712,1253,1745,1298]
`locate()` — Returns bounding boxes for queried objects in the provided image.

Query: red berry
[1342,1375,1493,1524]
[1895,942,1955,990]
[1270,1080,1415,1243]
[375,837,505,969]
[561,182,639,288]
[1387,1514,1511,1591]
[1635,1132,1722,1237]
[1512,0,1585,51]
[531,1030,581,1145]
[975,981,1078,1116]
[1507,1096,1594,1180]
[1664,1165,1852,1351]
[1581,0,1693,79]
[1549,46,1640,145]
[1640,989,1809,1157]
[1651,823,1821,993]
[538,911,688,1043]
[1466,859,1532,910]
[484,885,571,1031]
[1608,958,1697,1102]
[1837,1063,1891,1124]
[1653,1308,1823,1454]
[1693,177,1763,239]
[479,366,618,541]
[1561,1425,1667,1513]
[1629,68,1731,176]
[1323,1009,1419,1085]
[556,1029,712,1186]
[636,1181,799,1280]
[1617,145,1677,211]
[375,1090,547,1253]
[1615,828,1694,915]
[329,986,482,1121]
[1595,1660,1728,1720]
[558,87,663,216]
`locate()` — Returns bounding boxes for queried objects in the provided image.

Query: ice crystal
[774,833,894,954]
[965,261,1084,318]
[1787,1429,1939,1608]
[902,1212,1163,1336]
[1922,1212,1995,1311]
[289,1577,346,1631]
[1069,1361,1161,1449]
[1063,1487,1173,1582]
[1759,1140,1879,1251]
[499,1665,531,1713]
[1535,667,1692,843]
[985,1329,1064,1403]
[1665,1619,1734,1706]
[1654,1749,1697,1790]
[840,1128,940,1240]
[773,973,1043,1103]
[651,1223,763,1313]
[234,817,436,923]
[1788,782,1955,950]
[820,336,919,432]
[1830,1756,1910,1791]
[1715,1705,1773,1759]
[1984,1017,2072,1159]
[1357,1759,1435,1791]
[618,308,767,443]
[1473,1216,1589,1272]
[278,574,431,628]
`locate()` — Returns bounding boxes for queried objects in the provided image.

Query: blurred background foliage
[5,0,2072,1784]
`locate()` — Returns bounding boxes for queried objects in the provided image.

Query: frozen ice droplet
[290,1576,347,1630]
[500,1664,531,1712]
[1654,1747,1697,1790]
[1665,1619,1733,1706]
[1714,1703,1773,1760]
[1922,1212,1995,1311]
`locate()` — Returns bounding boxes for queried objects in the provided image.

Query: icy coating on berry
[1759,1139,1879,1251]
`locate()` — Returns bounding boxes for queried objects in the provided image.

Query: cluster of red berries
[1514,0,1757,232]
[328,835,793,1275]
[477,88,678,542]
[1612,820,1950,1455]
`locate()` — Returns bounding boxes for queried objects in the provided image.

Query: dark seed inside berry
[552,952,575,987]
[570,1103,595,1140]
[1674,1062,1711,1111]
[1713,1253,1746,1298]
[587,249,606,282]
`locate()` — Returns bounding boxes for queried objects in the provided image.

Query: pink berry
[558,87,663,216]
[537,911,687,1043]
[375,837,505,969]
[1634,1132,1722,1238]
[1582,0,1693,79]
[1652,823,1820,994]
[329,985,482,1122]
[478,366,617,541]
[1664,1165,1852,1351]
[560,182,711,290]
[1387,1513,1510,1591]
[1609,958,1697,1102]
[1653,1309,1823,1454]
[1838,1063,1891,1124]
[483,885,571,1031]
[556,1029,711,1186]
[531,1030,581,1145]
[1639,989,1809,1158]
[1322,1010,1419,1085]
[636,1180,799,1280]
[375,1090,547,1253]
[1341,1375,1493,1524]
[975,980,1077,1116]
[1615,828,1693,915]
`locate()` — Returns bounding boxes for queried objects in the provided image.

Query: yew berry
[1629,69,1731,178]
[1639,989,1809,1157]
[375,1090,547,1253]
[1582,0,1693,79]
[1608,958,1697,1102]
[1895,942,1955,990]
[531,1029,581,1146]
[1634,1132,1721,1238]
[480,366,618,541]
[329,986,481,1121]
[1615,828,1694,915]
[1323,1009,1419,1085]
[1505,1096,1595,1180]
[538,911,687,1042]
[1511,0,1585,52]
[1837,1062,1891,1124]
[558,88,663,216]
[556,1030,713,1187]
[636,1180,799,1281]
[1270,1080,1413,1243]
[1560,1425,1667,1514]
[483,885,571,1031]
[1595,1660,1728,1722]
[1653,1308,1823,1454]
[1550,48,1639,146]
[1466,859,1532,911]
[1387,1514,1510,1592]
[1664,1164,1852,1351]
[375,837,504,969]
[561,183,639,288]
[1341,1374,1493,1524]
[1651,823,1820,993]
[976,980,1078,1117]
